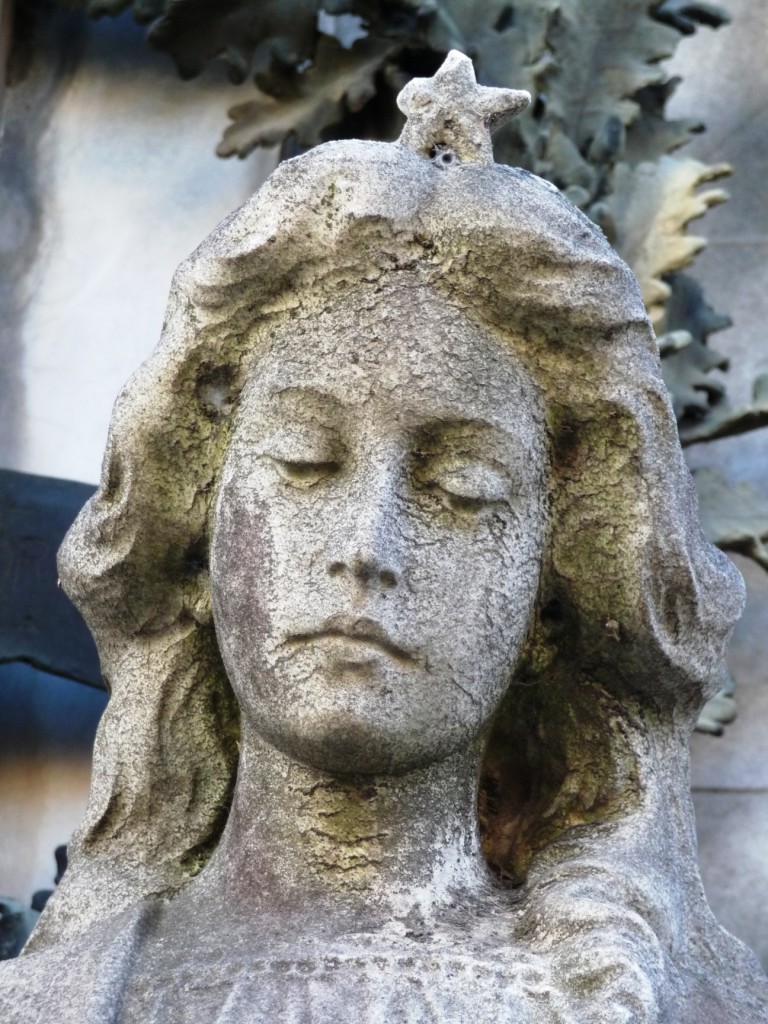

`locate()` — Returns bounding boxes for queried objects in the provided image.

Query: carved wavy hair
[33,141,744,973]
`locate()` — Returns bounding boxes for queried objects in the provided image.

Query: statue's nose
[328,553,398,590]
[326,462,403,591]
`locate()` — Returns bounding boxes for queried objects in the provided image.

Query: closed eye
[271,458,341,488]
[414,459,512,511]
[428,486,493,513]
[260,423,345,489]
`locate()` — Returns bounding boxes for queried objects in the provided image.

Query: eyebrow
[263,392,526,452]
[267,386,346,413]
[413,417,517,447]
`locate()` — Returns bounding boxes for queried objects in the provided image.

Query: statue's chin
[250,711,468,777]
[231,649,495,777]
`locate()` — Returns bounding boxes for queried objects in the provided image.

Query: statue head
[212,282,548,776]
[35,53,743,947]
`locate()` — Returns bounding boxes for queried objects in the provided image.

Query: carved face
[211,285,547,774]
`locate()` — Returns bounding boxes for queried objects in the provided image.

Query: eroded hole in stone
[541,598,563,624]
[101,453,124,505]
[429,145,458,168]
[494,5,515,32]
[196,364,236,416]
[184,537,209,577]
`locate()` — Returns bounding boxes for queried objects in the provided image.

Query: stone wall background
[0,1,765,968]
[0,8,276,902]
[0,664,105,902]
[0,8,277,482]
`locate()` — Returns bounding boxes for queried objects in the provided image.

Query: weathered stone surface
[1,51,766,1022]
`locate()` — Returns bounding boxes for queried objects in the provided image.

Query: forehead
[242,285,543,439]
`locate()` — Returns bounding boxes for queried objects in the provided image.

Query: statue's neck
[203,725,491,927]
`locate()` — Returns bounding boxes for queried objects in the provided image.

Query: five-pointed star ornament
[397,50,531,166]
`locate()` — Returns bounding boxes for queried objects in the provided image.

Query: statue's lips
[286,616,419,666]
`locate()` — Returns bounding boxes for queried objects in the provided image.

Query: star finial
[397,50,530,166]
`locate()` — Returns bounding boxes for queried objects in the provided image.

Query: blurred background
[0,0,765,968]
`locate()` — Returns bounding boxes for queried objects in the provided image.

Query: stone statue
[2,52,766,1023]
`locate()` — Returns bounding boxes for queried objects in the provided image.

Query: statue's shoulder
[0,953,36,1021]
[0,900,158,1024]
[0,939,94,1023]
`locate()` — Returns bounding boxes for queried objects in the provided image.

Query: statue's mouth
[286,616,419,666]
